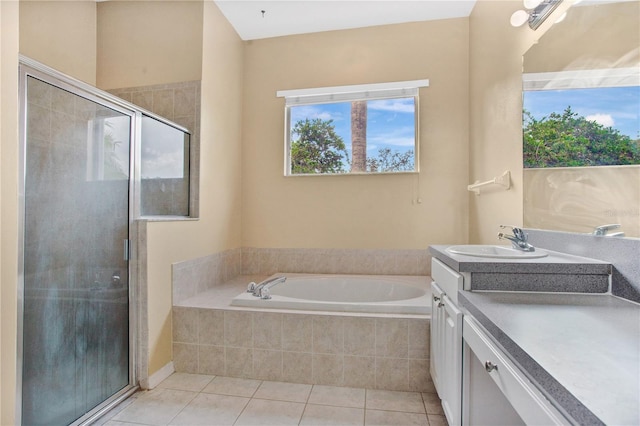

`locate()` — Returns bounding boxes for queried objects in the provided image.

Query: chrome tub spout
[247,276,286,300]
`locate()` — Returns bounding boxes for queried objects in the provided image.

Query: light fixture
[510,0,564,30]
[510,9,530,27]
[523,0,543,9]
[555,11,568,23]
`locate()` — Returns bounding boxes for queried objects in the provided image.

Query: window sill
[137,216,199,222]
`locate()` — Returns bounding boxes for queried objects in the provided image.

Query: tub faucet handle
[260,287,272,300]
[247,282,257,293]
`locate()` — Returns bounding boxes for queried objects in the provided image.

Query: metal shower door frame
[16,56,142,426]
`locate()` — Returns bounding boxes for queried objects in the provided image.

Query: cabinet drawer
[432,258,463,303]
[463,317,569,425]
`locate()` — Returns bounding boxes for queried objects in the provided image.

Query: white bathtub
[230,273,430,315]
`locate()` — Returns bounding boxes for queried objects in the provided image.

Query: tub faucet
[592,224,623,236]
[247,276,286,299]
[498,225,535,252]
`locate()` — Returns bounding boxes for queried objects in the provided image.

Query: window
[140,114,191,216]
[278,80,428,175]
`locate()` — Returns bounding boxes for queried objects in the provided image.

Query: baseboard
[140,361,174,390]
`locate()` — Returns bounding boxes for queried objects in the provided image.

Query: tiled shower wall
[109,81,201,217]
[172,248,430,304]
[108,80,201,134]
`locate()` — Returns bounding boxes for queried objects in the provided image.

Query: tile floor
[99,373,448,426]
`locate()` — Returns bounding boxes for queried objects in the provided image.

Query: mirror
[522,0,640,238]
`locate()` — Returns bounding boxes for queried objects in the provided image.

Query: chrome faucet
[592,224,624,237]
[498,225,535,252]
[246,276,286,300]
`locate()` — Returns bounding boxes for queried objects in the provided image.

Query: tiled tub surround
[173,247,429,304]
[171,248,432,391]
[241,247,430,277]
[172,276,432,392]
[172,248,242,304]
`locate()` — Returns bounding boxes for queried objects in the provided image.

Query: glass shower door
[22,75,132,425]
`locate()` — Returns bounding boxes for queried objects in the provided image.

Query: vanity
[429,244,640,426]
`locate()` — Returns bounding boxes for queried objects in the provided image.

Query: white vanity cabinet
[430,258,464,425]
[462,316,569,425]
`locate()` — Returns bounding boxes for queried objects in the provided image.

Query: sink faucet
[246,276,286,300]
[498,225,535,252]
[592,224,623,237]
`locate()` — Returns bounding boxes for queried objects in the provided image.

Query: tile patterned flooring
[99,373,448,425]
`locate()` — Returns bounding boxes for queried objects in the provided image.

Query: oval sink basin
[446,245,548,259]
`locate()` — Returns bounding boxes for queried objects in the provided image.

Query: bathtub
[230,273,430,315]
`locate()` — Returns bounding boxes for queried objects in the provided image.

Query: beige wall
[96,0,243,374]
[1,0,20,423]
[524,1,640,73]
[19,0,97,84]
[467,0,571,243]
[242,19,470,250]
[97,0,204,90]
[143,2,244,374]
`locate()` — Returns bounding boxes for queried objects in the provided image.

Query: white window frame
[523,67,640,91]
[277,79,429,176]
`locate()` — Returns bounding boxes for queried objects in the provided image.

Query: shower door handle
[124,239,131,261]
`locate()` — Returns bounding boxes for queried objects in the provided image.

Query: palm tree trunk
[351,100,367,172]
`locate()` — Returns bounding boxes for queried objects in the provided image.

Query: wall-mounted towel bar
[468,170,511,195]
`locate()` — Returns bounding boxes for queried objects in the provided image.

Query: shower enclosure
[18,58,192,425]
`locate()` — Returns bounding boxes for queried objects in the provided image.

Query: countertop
[429,245,612,293]
[429,245,610,274]
[459,291,640,426]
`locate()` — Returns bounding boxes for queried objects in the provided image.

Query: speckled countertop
[429,245,612,293]
[459,291,640,425]
[429,245,610,274]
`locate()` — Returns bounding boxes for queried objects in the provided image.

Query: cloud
[291,105,343,122]
[368,99,415,114]
[586,113,615,128]
[368,126,416,147]
[142,148,185,178]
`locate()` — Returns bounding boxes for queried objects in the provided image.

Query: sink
[446,245,548,259]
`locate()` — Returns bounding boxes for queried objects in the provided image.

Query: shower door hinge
[124,239,131,261]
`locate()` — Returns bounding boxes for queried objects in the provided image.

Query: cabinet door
[462,317,570,425]
[442,294,463,426]
[430,282,445,395]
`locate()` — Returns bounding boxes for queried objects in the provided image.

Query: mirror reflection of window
[521,0,640,238]
[522,83,640,168]
[140,115,190,216]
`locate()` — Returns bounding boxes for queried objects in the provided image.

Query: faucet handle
[499,225,527,239]
[593,224,620,236]
[260,287,272,300]
[247,282,257,293]
[512,227,528,242]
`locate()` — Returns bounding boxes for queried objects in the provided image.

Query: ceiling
[214,1,478,41]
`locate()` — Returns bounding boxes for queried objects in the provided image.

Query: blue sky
[290,97,416,162]
[523,86,640,139]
